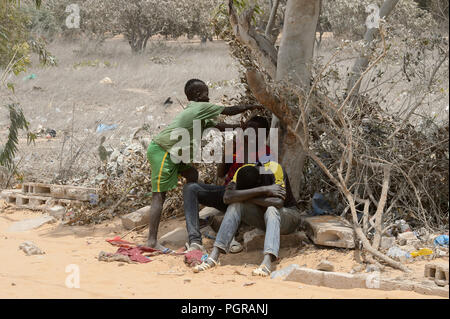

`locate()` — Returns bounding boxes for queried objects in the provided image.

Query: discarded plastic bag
[434,235,449,247]
[410,248,433,258]
[96,124,118,133]
[387,246,411,259]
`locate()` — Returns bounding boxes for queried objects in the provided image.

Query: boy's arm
[215,122,240,131]
[223,183,286,205]
[249,197,284,209]
[221,105,262,116]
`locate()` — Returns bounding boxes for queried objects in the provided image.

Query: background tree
[224,0,448,271]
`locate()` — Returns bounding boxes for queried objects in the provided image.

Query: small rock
[19,241,45,256]
[351,264,364,273]
[99,77,113,84]
[380,236,396,250]
[366,264,380,273]
[184,279,191,284]
[243,282,255,287]
[317,260,334,272]
[45,205,66,219]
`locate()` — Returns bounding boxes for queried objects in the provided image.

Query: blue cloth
[311,192,334,216]
[434,235,449,247]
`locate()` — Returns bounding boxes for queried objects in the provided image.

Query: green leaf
[6,82,15,93]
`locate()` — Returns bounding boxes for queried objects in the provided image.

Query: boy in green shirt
[147,79,260,251]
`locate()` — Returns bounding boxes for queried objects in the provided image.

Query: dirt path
[0,209,442,299]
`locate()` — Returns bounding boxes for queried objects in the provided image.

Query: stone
[8,215,56,232]
[317,260,334,272]
[413,284,449,298]
[45,205,66,219]
[19,241,44,256]
[366,264,380,273]
[199,207,222,219]
[380,236,396,250]
[243,229,306,251]
[284,267,325,286]
[303,215,355,249]
[397,231,417,245]
[271,264,301,279]
[121,206,150,230]
[159,227,188,248]
[243,228,265,251]
[322,272,367,289]
[284,267,367,289]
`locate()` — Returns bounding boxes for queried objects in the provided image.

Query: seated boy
[193,161,302,276]
[183,116,271,253]
[146,79,259,250]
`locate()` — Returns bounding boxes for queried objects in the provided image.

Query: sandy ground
[0,208,445,299]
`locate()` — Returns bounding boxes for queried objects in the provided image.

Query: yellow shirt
[231,161,285,188]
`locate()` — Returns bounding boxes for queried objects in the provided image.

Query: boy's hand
[264,184,286,200]
[247,105,264,111]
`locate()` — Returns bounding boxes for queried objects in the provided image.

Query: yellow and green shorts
[147,141,191,193]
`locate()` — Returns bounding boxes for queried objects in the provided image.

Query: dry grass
[0,39,241,183]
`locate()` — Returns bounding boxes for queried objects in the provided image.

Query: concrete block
[159,227,188,248]
[379,279,414,292]
[199,207,222,219]
[1,190,21,204]
[303,215,355,249]
[244,229,306,251]
[29,196,49,207]
[8,215,56,232]
[284,268,325,286]
[22,183,97,202]
[413,284,449,298]
[64,187,96,201]
[424,263,449,286]
[322,272,367,289]
[121,206,150,230]
[49,185,65,198]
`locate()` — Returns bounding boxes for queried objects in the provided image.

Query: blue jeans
[214,203,301,258]
[183,183,228,245]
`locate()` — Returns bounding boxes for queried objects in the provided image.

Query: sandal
[252,264,271,277]
[230,238,243,254]
[193,257,219,273]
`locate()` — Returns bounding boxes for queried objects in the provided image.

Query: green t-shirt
[152,101,225,157]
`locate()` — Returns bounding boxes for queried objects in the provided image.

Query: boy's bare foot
[146,240,171,253]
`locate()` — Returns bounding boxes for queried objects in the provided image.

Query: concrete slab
[303,215,355,249]
[159,227,188,248]
[8,215,56,232]
[121,206,150,230]
[243,229,306,251]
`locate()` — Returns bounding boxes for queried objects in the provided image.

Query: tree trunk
[229,0,320,201]
[276,0,321,201]
[265,0,280,42]
[346,0,399,99]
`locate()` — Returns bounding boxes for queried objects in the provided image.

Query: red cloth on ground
[184,250,203,267]
[116,247,152,263]
[105,236,161,263]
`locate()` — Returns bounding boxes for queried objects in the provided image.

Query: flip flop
[252,264,271,277]
[193,257,219,273]
[230,239,243,254]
